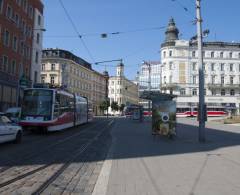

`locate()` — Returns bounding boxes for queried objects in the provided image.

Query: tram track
[32,119,114,195]
[0,119,113,192]
[0,119,105,174]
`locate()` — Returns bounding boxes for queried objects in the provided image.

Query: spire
[165,17,179,42]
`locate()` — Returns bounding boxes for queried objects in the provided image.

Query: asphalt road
[0,118,114,195]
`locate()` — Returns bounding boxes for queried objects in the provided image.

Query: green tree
[119,104,125,114]
[111,101,119,113]
[99,100,110,115]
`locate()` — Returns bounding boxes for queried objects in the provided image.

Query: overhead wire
[58,0,96,63]
[171,0,196,22]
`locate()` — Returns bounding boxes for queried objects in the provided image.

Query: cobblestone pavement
[0,118,113,195]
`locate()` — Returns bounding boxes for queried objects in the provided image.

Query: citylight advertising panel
[152,100,176,136]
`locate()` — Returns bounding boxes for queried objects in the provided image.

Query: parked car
[5,107,21,123]
[0,113,22,144]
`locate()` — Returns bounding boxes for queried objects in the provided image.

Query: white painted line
[92,143,114,195]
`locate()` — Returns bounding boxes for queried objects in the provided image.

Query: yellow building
[41,49,108,115]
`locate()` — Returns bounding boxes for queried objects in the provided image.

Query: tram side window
[58,94,75,115]
[54,93,60,118]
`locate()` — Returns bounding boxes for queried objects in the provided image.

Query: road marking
[92,140,114,195]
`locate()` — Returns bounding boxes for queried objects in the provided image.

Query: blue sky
[42,0,240,80]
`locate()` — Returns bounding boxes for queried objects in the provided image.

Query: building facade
[31,0,44,84]
[108,63,139,114]
[160,18,240,114]
[41,48,108,115]
[0,0,43,111]
[138,61,161,92]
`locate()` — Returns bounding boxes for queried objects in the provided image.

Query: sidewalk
[93,118,240,195]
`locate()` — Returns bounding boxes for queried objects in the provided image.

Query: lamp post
[196,0,205,142]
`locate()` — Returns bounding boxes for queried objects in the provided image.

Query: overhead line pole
[196,0,206,142]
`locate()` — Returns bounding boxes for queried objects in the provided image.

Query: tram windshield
[21,89,53,119]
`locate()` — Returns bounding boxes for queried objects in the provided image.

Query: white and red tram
[176,104,227,117]
[20,87,92,132]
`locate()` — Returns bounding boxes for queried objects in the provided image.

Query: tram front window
[21,89,53,120]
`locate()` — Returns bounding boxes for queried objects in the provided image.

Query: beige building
[91,70,109,115]
[41,49,108,115]
[108,63,139,114]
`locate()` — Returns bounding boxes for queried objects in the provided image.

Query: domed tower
[165,17,179,43]
[116,62,124,77]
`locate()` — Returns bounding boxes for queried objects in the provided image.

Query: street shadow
[0,118,239,167]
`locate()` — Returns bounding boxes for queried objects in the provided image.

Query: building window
[192,62,197,71]
[3,55,8,72]
[212,89,216,96]
[38,15,41,26]
[211,75,215,84]
[6,5,12,19]
[238,53,240,59]
[230,64,233,72]
[169,62,173,70]
[36,33,40,44]
[42,64,45,71]
[221,89,225,96]
[211,63,215,71]
[220,52,223,58]
[11,60,16,75]
[4,30,10,46]
[51,64,55,71]
[192,88,197,96]
[203,63,206,71]
[12,36,18,52]
[180,89,186,95]
[41,76,45,83]
[193,75,197,84]
[211,51,214,58]
[221,76,224,84]
[230,76,234,84]
[50,76,55,84]
[230,89,235,96]
[35,51,39,63]
[34,71,38,83]
[220,63,224,71]
[169,50,172,57]
[192,51,196,58]
[0,0,3,13]
[229,52,232,58]
[163,51,166,58]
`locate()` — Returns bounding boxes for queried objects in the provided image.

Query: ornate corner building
[160,18,240,115]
